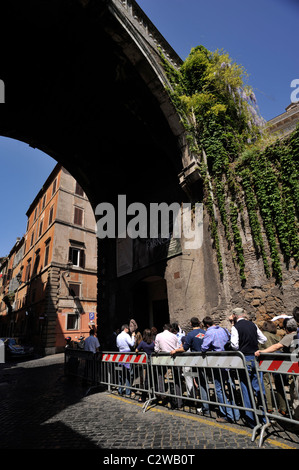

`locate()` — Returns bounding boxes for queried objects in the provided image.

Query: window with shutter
[38,221,43,237]
[48,206,54,226]
[44,241,50,267]
[32,250,40,276]
[74,207,83,226]
[25,260,31,282]
[75,182,84,196]
[79,249,85,269]
[52,178,57,196]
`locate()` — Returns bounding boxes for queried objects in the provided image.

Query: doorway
[152,299,169,333]
[132,276,169,333]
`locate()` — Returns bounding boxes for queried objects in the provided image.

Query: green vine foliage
[160,46,299,285]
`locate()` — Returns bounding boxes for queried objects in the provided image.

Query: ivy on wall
[160,45,299,285]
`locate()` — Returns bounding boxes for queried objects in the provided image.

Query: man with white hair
[230,307,267,428]
[230,308,267,352]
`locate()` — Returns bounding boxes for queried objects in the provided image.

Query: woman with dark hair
[134,331,143,350]
[136,328,155,356]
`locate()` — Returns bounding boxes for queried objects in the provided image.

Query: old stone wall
[205,194,299,330]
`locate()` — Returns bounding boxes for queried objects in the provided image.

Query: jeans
[213,369,240,421]
[239,355,266,427]
[118,364,132,396]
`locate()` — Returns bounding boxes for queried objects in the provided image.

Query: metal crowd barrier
[64,348,299,447]
[150,351,266,442]
[64,348,101,387]
[100,351,154,410]
[255,352,299,447]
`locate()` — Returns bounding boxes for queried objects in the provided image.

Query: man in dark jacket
[170,317,208,415]
[170,317,205,355]
[230,307,267,428]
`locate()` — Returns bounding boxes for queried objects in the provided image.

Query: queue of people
[111,306,299,428]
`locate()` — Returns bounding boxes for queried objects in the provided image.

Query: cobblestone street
[1,353,298,460]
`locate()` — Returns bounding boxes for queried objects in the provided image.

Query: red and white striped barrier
[257,359,299,374]
[101,353,147,364]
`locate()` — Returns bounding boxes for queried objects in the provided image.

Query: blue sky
[138,0,299,121]
[0,0,298,257]
[0,138,56,257]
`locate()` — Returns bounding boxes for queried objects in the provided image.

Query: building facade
[267,102,299,137]
[0,164,97,354]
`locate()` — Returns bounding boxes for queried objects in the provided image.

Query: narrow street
[1,353,298,459]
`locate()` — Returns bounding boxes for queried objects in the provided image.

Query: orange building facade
[0,164,97,354]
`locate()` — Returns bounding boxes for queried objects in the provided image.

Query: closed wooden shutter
[74,207,83,226]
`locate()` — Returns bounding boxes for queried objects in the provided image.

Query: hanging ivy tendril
[160,45,299,285]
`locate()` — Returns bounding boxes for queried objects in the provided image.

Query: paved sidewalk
[0,353,298,455]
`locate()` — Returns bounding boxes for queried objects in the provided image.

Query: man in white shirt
[116,324,136,352]
[230,309,267,353]
[154,324,182,409]
[154,324,179,353]
[116,324,136,396]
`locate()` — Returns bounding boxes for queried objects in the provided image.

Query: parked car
[0,338,34,358]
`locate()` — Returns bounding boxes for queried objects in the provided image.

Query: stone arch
[0,0,194,207]
[0,1,205,349]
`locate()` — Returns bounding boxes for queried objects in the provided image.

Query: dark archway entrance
[132,276,169,333]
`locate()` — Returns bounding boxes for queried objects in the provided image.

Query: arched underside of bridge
[0,1,210,349]
[0,0,191,208]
